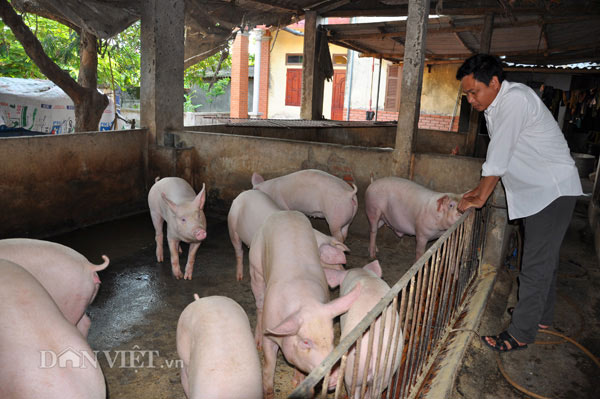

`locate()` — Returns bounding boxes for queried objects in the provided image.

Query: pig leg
[150,211,165,262]
[292,369,306,387]
[167,238,184,279]
[262,337,279,399]
[76,313,92,337]
[180,364,190,398]
[229,230,245,281]
[249,265,265,349]
[326,217,345,243]
[340,223,350,242]
[367,210,385,259]
[183,242,201,280]
[415,233,428,260]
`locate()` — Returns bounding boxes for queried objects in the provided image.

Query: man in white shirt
[456,54,583,352]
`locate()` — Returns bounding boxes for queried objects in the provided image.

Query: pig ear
[265,312,302,337]
[161,192,178,213]
[363,260,382,278]
[251,172,264,187]
[194,183,206,210]
[436,195,449,212]
[319,244,347,265]
[323,268,346,288]
[333,240,350,253]
[324,282,361,318]
[193,293,200,301]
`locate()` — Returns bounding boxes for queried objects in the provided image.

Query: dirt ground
[50,182,598,399]
[52,212,415,399]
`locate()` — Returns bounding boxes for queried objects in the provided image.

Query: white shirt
[482,80,583,220]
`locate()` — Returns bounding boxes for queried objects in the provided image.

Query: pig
[227,189,350,281]
[0,238,109,337]
[248,210,361,398]
[176,294,262,399]
[365,177,462,260]
[251,169,358,242]
[148,177,207,280]
[0,259,106,399]
[324,261,402,399]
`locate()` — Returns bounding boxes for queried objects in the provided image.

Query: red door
[331,70,346,120]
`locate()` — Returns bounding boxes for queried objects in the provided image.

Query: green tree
[1,11,231,109]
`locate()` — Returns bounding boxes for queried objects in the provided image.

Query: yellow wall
[420,63,462,116]
[267,30,348,119]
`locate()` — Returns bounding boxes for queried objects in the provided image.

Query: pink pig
[251,169,358,242]
[249,210,361,398]
[0,259,106,399]
[0,238,109,337]
[177,294,262,399]
[227,189,349,281]
[148,177,207,280]
[324,261,402,398]
[365,177,462,260]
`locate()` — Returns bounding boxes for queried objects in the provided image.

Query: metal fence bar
[289,207,487,399]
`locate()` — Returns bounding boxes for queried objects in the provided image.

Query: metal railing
[290,207,488,399]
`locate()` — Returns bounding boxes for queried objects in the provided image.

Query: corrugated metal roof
[323,11,600,68]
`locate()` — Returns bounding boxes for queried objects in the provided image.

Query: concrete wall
[0,130,148,238]
[0,126,482,240]
[420,63,462,116]
[188,124,467,154]
[172,130,483,236]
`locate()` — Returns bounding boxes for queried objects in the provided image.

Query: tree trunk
[0,0,108,132]
[76,29,106,132]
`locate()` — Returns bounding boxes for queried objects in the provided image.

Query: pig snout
[327,370,340,390]
[194,228,207,241]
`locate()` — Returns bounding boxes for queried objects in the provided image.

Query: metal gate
[290,207,488,399]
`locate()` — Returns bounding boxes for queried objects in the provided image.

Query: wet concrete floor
[451,188,599,399]
[48,181,598,399]
[51,212,415,399]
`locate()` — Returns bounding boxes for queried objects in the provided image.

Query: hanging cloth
[317,29,334,82]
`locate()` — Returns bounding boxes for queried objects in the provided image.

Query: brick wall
[342,108,459,131]
[259,32,270,119]
[230,31,249,119]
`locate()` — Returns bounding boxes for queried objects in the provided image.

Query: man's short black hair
[456,54,505,85]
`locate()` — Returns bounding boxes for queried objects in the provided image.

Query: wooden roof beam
[325,15,600,41]
[322,4,600,18]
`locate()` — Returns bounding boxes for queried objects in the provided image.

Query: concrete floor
[49,180,598,399]
[451,184,599,399]
[51,212,415,399]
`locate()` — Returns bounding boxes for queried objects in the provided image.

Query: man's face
[461,73,501,112]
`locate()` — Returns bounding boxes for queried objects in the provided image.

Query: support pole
[392,0,430,177]
[301,11,325,120]
[140,0,184,147]
[465,12,494,156]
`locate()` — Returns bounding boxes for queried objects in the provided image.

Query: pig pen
[1,125,489,398]
[48,209,421,398]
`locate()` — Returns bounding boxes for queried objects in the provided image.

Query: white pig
[228,189,350,281]
[324,261,402,399]
[0,259,106,399]
[176,294,262,399]
[251,169,358,242]
[365,177,462,260]
[0,238,109,337]
[249,210,361,398]
[148,177,207,280]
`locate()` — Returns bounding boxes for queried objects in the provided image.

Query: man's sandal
[481,330,528,352]
[507,307,549,329]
